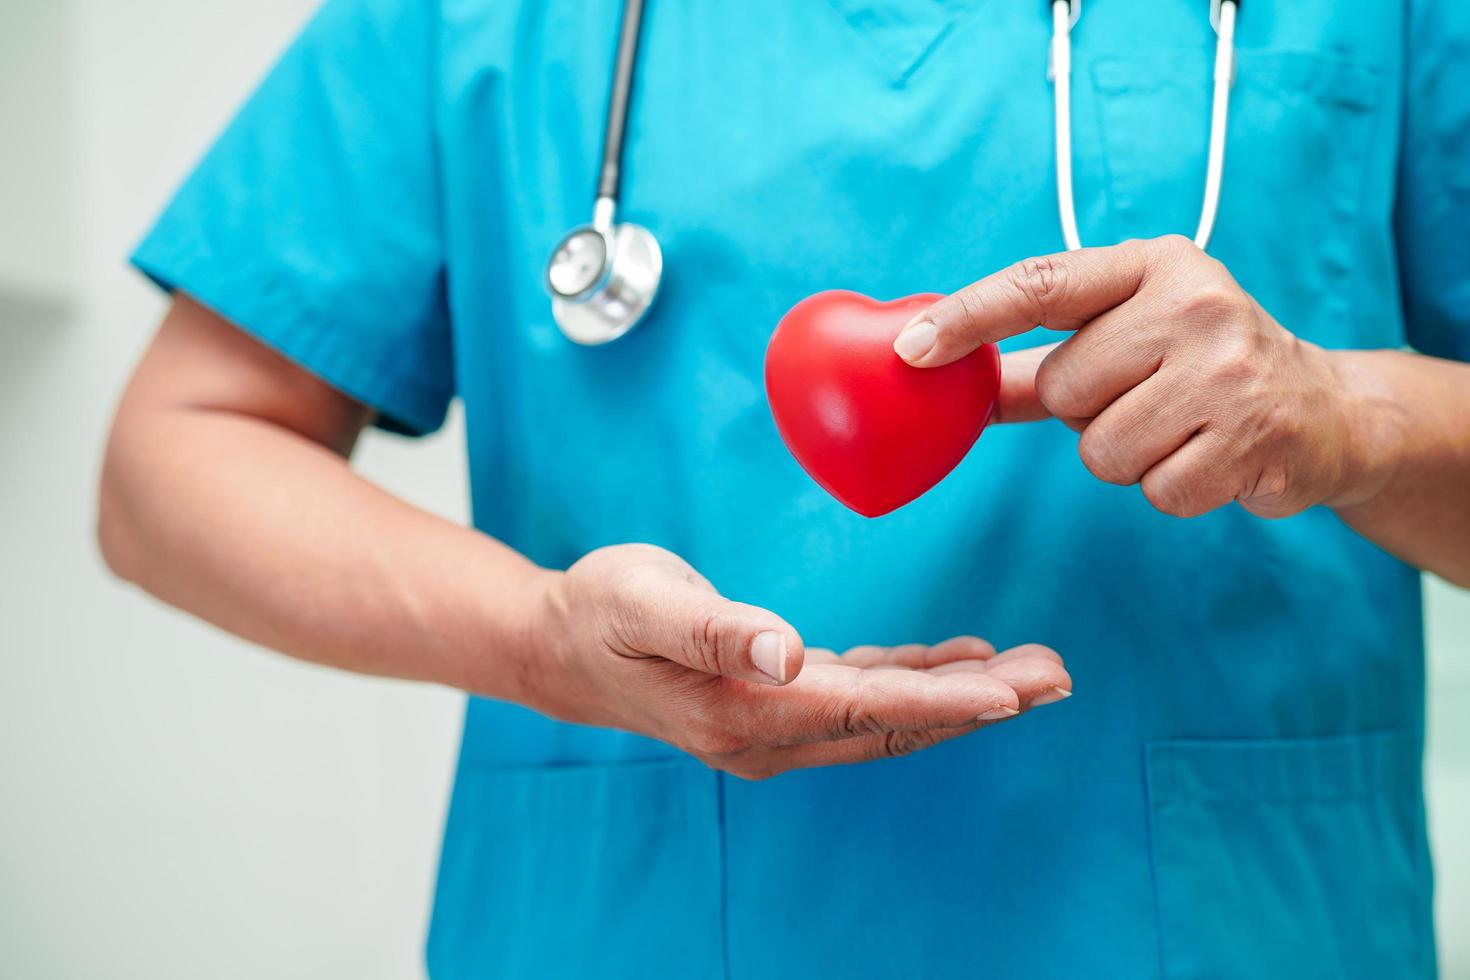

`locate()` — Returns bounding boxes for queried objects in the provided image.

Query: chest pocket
[1089,49,1384,348]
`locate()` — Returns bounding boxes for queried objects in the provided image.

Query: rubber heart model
[765,290,1002,518]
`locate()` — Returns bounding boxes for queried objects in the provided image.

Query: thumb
[619,565,805,686]
[992,342,1058,423]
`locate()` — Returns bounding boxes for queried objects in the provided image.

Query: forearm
[99,403,553,699]
[1331,349,1470,587]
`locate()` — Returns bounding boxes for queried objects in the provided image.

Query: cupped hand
[894,235,1392,519]
[523,544,1071,780]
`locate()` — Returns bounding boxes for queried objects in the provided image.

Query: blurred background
[1,2,1466,977]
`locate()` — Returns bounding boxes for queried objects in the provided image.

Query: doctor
[101,0,1470,976]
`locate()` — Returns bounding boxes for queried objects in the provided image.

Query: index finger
[893,238,1160,368]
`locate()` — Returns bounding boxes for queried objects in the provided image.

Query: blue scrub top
[135,1,1470,976]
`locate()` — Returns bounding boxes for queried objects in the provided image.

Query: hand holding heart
[897,234,1391,519]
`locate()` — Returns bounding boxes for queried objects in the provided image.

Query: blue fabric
[133,0,1462,976]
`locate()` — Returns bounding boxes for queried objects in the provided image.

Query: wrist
[1324,349,1409,509]
[492,567,569,708]
[517,568,577,709]
[436,557,564,705]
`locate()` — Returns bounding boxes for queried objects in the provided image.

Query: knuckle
[1145,235,1204,272]
[832,700,870,739]
[878,730,932,759]
[1006,255,1069,325]
[872,728,953,762]
[848,685,893,739]
[1156,233,1198,257]
[1076,426,1132,485]
[1139,235,1204,282]
[953,288,987,332]
[1032,355,1062,399]
[821,685,882,739]
[685,606,732,675]
[1241,461,1294,508]
[1200,332,1264,395]
[1141,470,1203,518]
[1033,357,1083,419]
[1180,284,1249,323]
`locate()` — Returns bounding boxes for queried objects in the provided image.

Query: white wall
[0,2,1466,977]
[2,3,463,978]
[0,5,76,299]
[1429,578,1470,976]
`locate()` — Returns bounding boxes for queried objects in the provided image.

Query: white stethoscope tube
[1051,0,1239,252]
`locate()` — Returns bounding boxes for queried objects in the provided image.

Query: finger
[615,565,804,686]
[843,643,929,668]
[1028,304,1164,422]
[927,647,1072,706]
[893,239,1163,367]
[733,663,1023,747]
[989,642,1065,668]
[752,664,1072,775]
[978,652,1073,708]
[1138,430,1241,519]
[840,635,996,669]
[992,343,1057,423]
[929,642,1064,673]
[925,634,998,662]
[1074,369,1201,486]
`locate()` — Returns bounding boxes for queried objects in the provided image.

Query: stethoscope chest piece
[547,219,662,345]
[545,0,661,345]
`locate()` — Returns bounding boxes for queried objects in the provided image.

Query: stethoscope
[543,0,660,345]
[545,0,1241,345]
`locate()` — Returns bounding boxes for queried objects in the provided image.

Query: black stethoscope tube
[597,0,647,205]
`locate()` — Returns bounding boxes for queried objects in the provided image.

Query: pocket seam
[1145,729,1421,806]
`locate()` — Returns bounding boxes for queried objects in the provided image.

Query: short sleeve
[1395,0,1470,363]
[132,0,453,436]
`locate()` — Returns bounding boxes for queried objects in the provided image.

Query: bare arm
[100,296,1072,779]
[99,294,545,696]
[1329,349,1470,587]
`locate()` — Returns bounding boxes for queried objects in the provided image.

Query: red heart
[765,290,1001,518]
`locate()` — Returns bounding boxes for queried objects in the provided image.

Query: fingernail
[893,320,937,362]
[977,705,1020,721]
[1031,686,1072,707]
[750,631,787,685]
